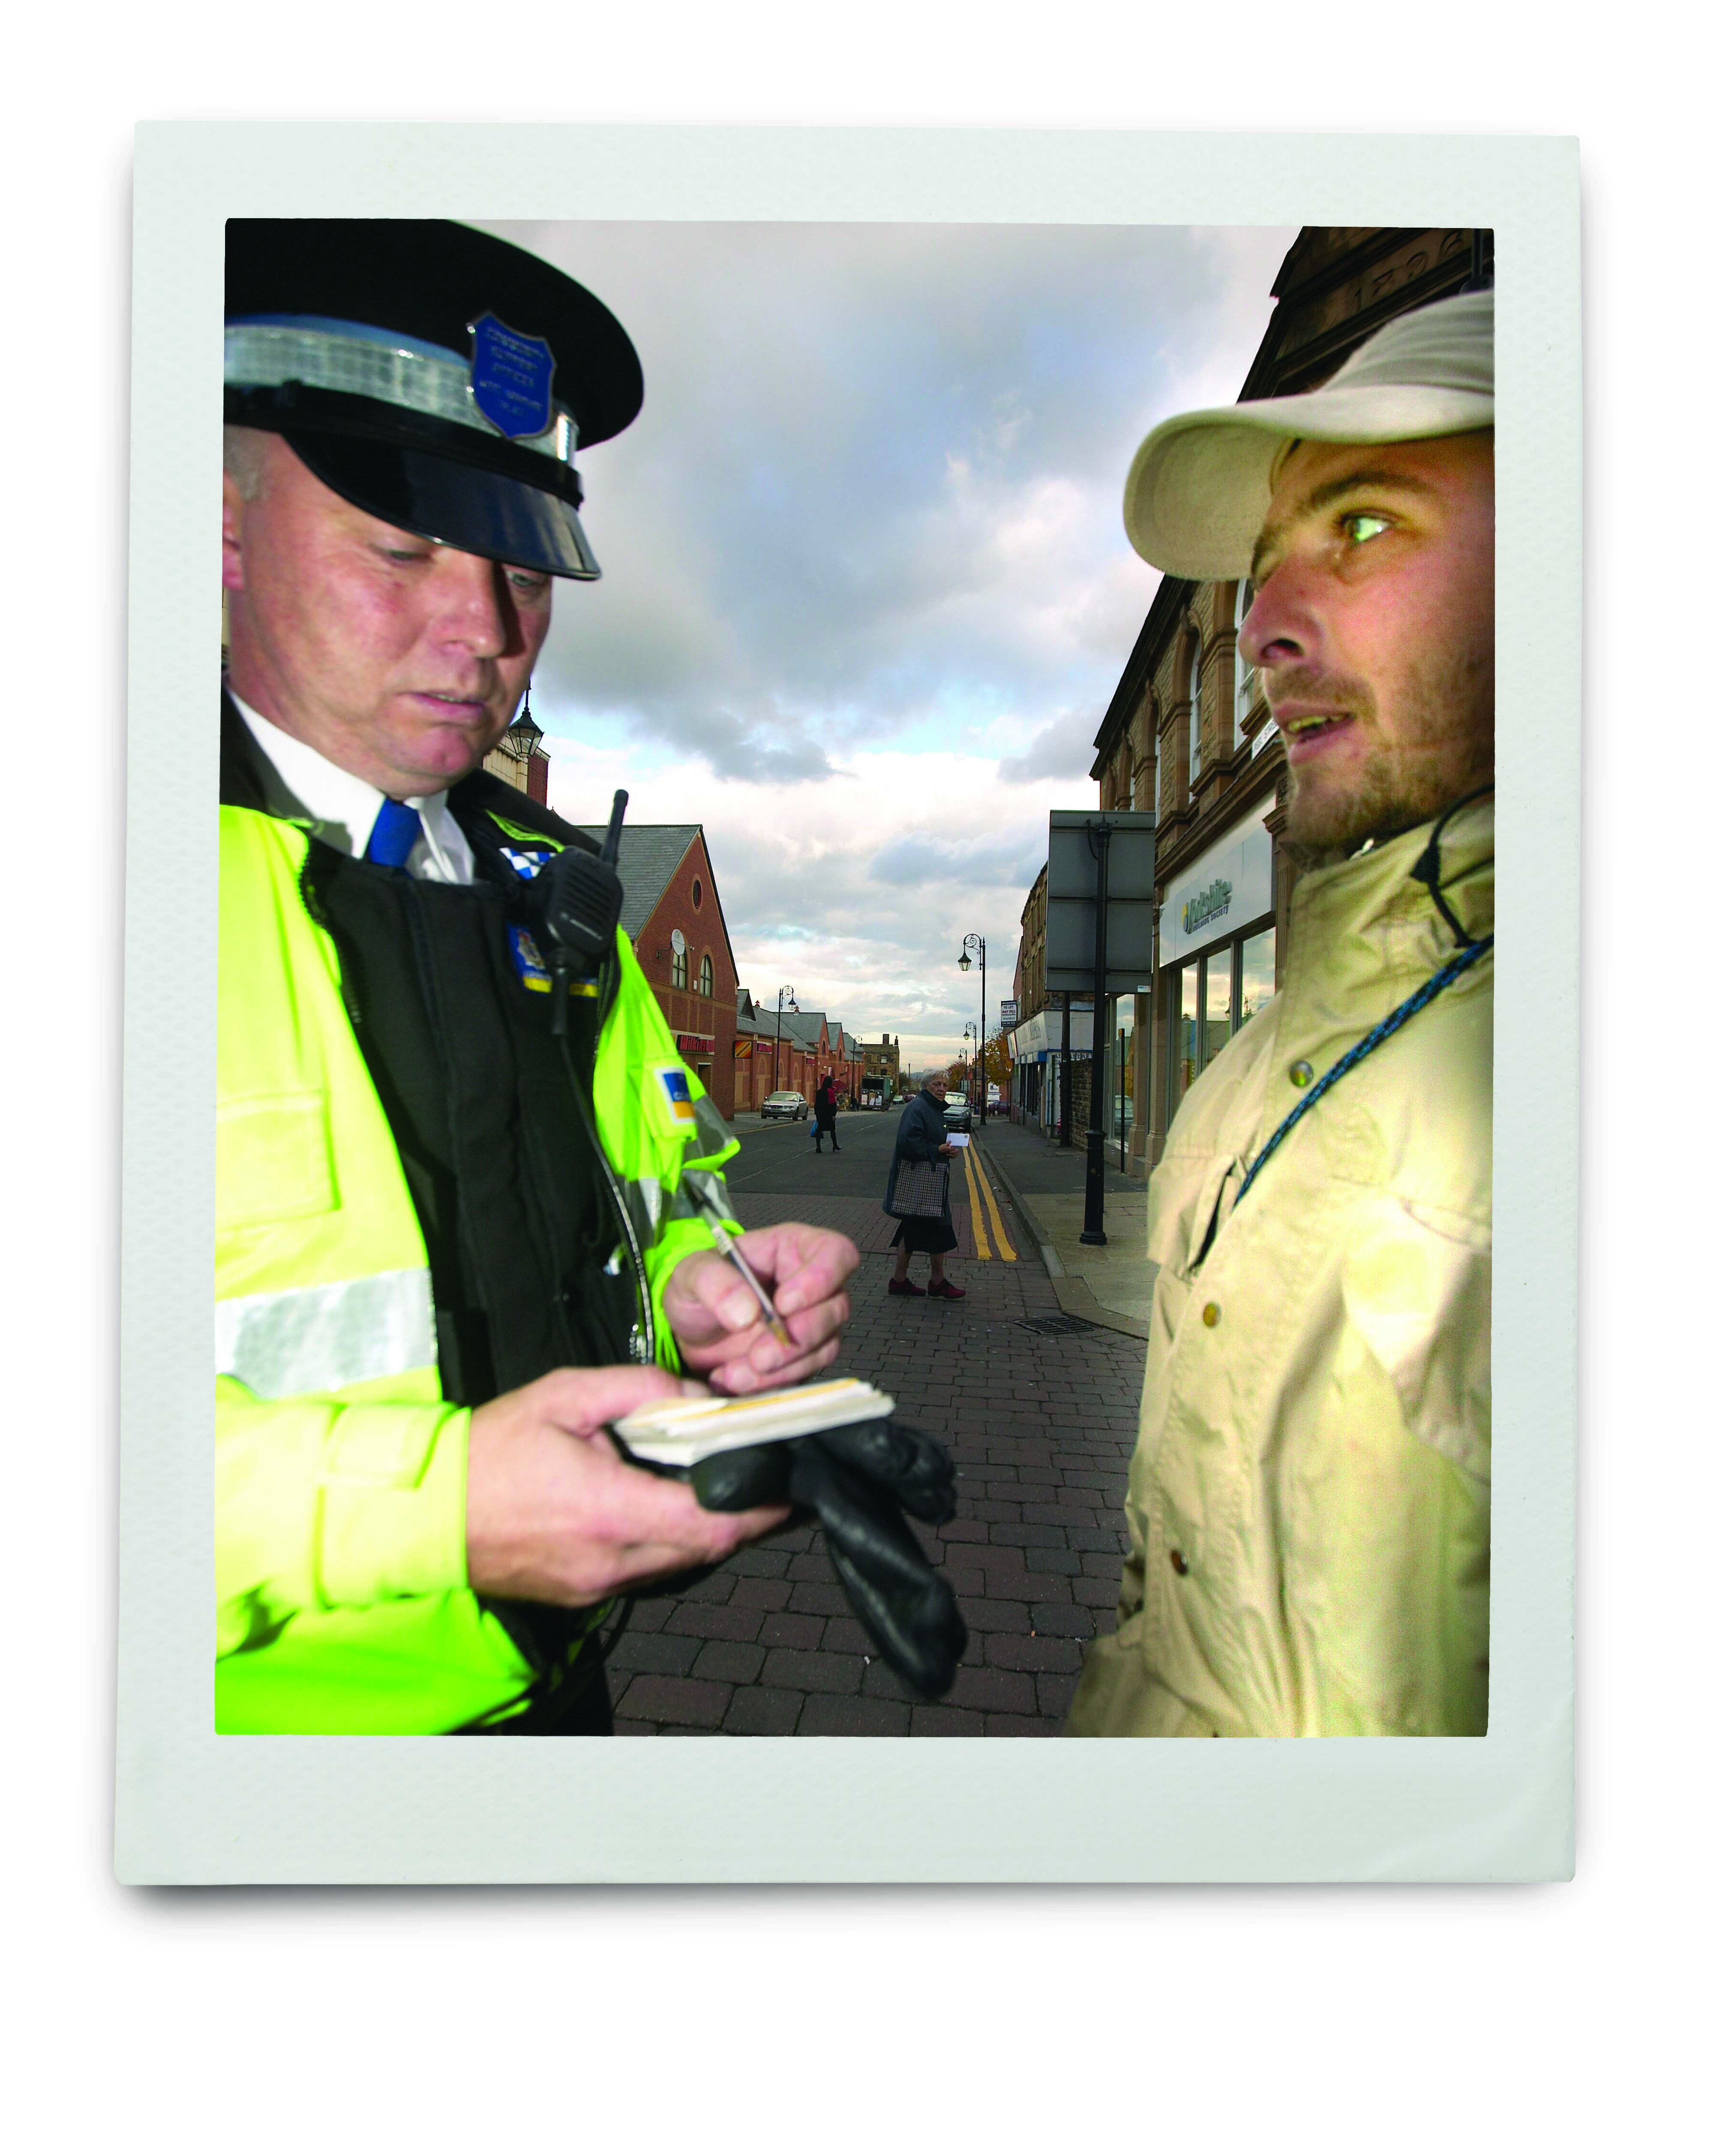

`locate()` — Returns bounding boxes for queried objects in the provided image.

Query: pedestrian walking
[813,1073,841,1153]
[884,1071,964,1300]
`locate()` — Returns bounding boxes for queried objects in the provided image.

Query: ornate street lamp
[956,932,988,1126]
[773,985,798,1096]
[503,686,544,764]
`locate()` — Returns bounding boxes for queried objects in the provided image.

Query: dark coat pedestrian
[886,1079,964,1297]
[814,1075,840,1152]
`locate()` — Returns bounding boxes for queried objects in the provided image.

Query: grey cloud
[996,708,1104,784]
[868,829,1043,890]
[636,703,838,784]
[485,219,1292,776]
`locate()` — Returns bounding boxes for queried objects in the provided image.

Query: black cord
[553,1023,655,1365]
[1410,781,1495,950]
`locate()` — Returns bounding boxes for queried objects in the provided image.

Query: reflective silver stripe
[216,1268,436,1399]
[674,1167,737,1227]
[691,1096,737,1159]
[611,1177,661,1258]
[225,322,579,465]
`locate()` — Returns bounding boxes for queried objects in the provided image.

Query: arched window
[1187,633,1203,785]
[1233,580,1257,752]
[671,946,688,990]
[698,953,713,997]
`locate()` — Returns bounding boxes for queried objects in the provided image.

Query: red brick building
[734,998,863,1113]
[587,823,740,1118]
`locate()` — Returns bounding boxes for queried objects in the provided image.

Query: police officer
[217,219,858,1734]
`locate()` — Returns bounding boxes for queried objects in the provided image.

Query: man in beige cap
[1066,289,1495,1738]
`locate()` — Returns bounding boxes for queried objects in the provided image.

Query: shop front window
[1179,967,1198,1102]
[1237,928,1276,1029]
[1234,580,1258,751]
[1201,945,1233,1066]
[1113,994,1135,1150]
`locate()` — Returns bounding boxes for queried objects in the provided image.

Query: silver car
[761,1090,808,1121]
[943,1090,972,1132]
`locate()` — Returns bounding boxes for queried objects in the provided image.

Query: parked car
[761,1090,808,1121]
[943,1090,972,1132]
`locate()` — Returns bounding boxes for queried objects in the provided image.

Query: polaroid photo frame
[117,123,1579,1883]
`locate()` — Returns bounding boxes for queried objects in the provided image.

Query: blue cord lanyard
[1193,931,1495,1269]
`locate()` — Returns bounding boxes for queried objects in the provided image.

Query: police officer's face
[1240,430,1494,860]
[222,437,553,797]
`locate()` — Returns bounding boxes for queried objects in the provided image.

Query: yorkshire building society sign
[1182,877,1234,937]
[1158,800,1276,965]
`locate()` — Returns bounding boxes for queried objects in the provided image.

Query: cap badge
[468,312,556,440]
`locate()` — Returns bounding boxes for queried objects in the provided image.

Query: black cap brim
[282,425,600,580]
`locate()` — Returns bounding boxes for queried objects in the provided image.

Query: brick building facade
[591,824,740,1118]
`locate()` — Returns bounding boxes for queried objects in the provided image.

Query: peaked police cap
[224,219,644,579]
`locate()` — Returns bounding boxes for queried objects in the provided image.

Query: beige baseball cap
[1122,287,1494,582]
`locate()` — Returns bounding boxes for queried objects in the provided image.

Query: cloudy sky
[483,219,1294,1068]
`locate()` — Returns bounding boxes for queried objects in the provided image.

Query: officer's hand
[665,1224,859,1394]
[465,1366,790,1606]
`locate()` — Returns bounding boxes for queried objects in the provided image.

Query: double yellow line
[961,1141,1016,1262]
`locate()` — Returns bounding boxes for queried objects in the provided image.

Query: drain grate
[1017,1313,1099,1336]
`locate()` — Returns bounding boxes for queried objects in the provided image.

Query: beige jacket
[1067,801,1493,1738]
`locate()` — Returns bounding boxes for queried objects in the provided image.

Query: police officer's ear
[221,426,272,595]
[221,469,254,597]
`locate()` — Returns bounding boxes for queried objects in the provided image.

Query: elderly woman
[885,1071,965,1300]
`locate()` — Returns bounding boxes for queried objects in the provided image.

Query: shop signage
[1008,1006,1093,1060]
[1181,877,1234,937]
[1159,801,1276,965]
[677,1033,715,1056]
[733,1037,753,1058]
[999,999,1018,1028]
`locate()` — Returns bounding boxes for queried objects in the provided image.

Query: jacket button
[1289,1059,1314,1088]
[1169,1548,1189,1576]
[1201,1301,1220,1327]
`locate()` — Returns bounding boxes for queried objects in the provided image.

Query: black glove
[691,1420,967,1700]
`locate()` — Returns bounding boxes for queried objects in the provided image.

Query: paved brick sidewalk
[607,1167,1148,1737]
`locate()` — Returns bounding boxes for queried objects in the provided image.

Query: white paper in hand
[613,1376,895,1467]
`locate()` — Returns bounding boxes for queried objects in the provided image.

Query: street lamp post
[773,985,797,1096]
[957,932,987,1128]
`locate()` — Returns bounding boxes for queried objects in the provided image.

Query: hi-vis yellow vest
[215,803,739,1734]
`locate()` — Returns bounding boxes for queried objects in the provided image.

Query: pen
[692,1194,793,1350]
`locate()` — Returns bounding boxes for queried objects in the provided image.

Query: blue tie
[365,798,423,871]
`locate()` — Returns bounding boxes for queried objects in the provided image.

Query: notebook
[612,1376,895,1467]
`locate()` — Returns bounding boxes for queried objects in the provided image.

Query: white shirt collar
[227,688,476,885]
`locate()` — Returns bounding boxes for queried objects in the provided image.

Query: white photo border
[117,123,1579,1883]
